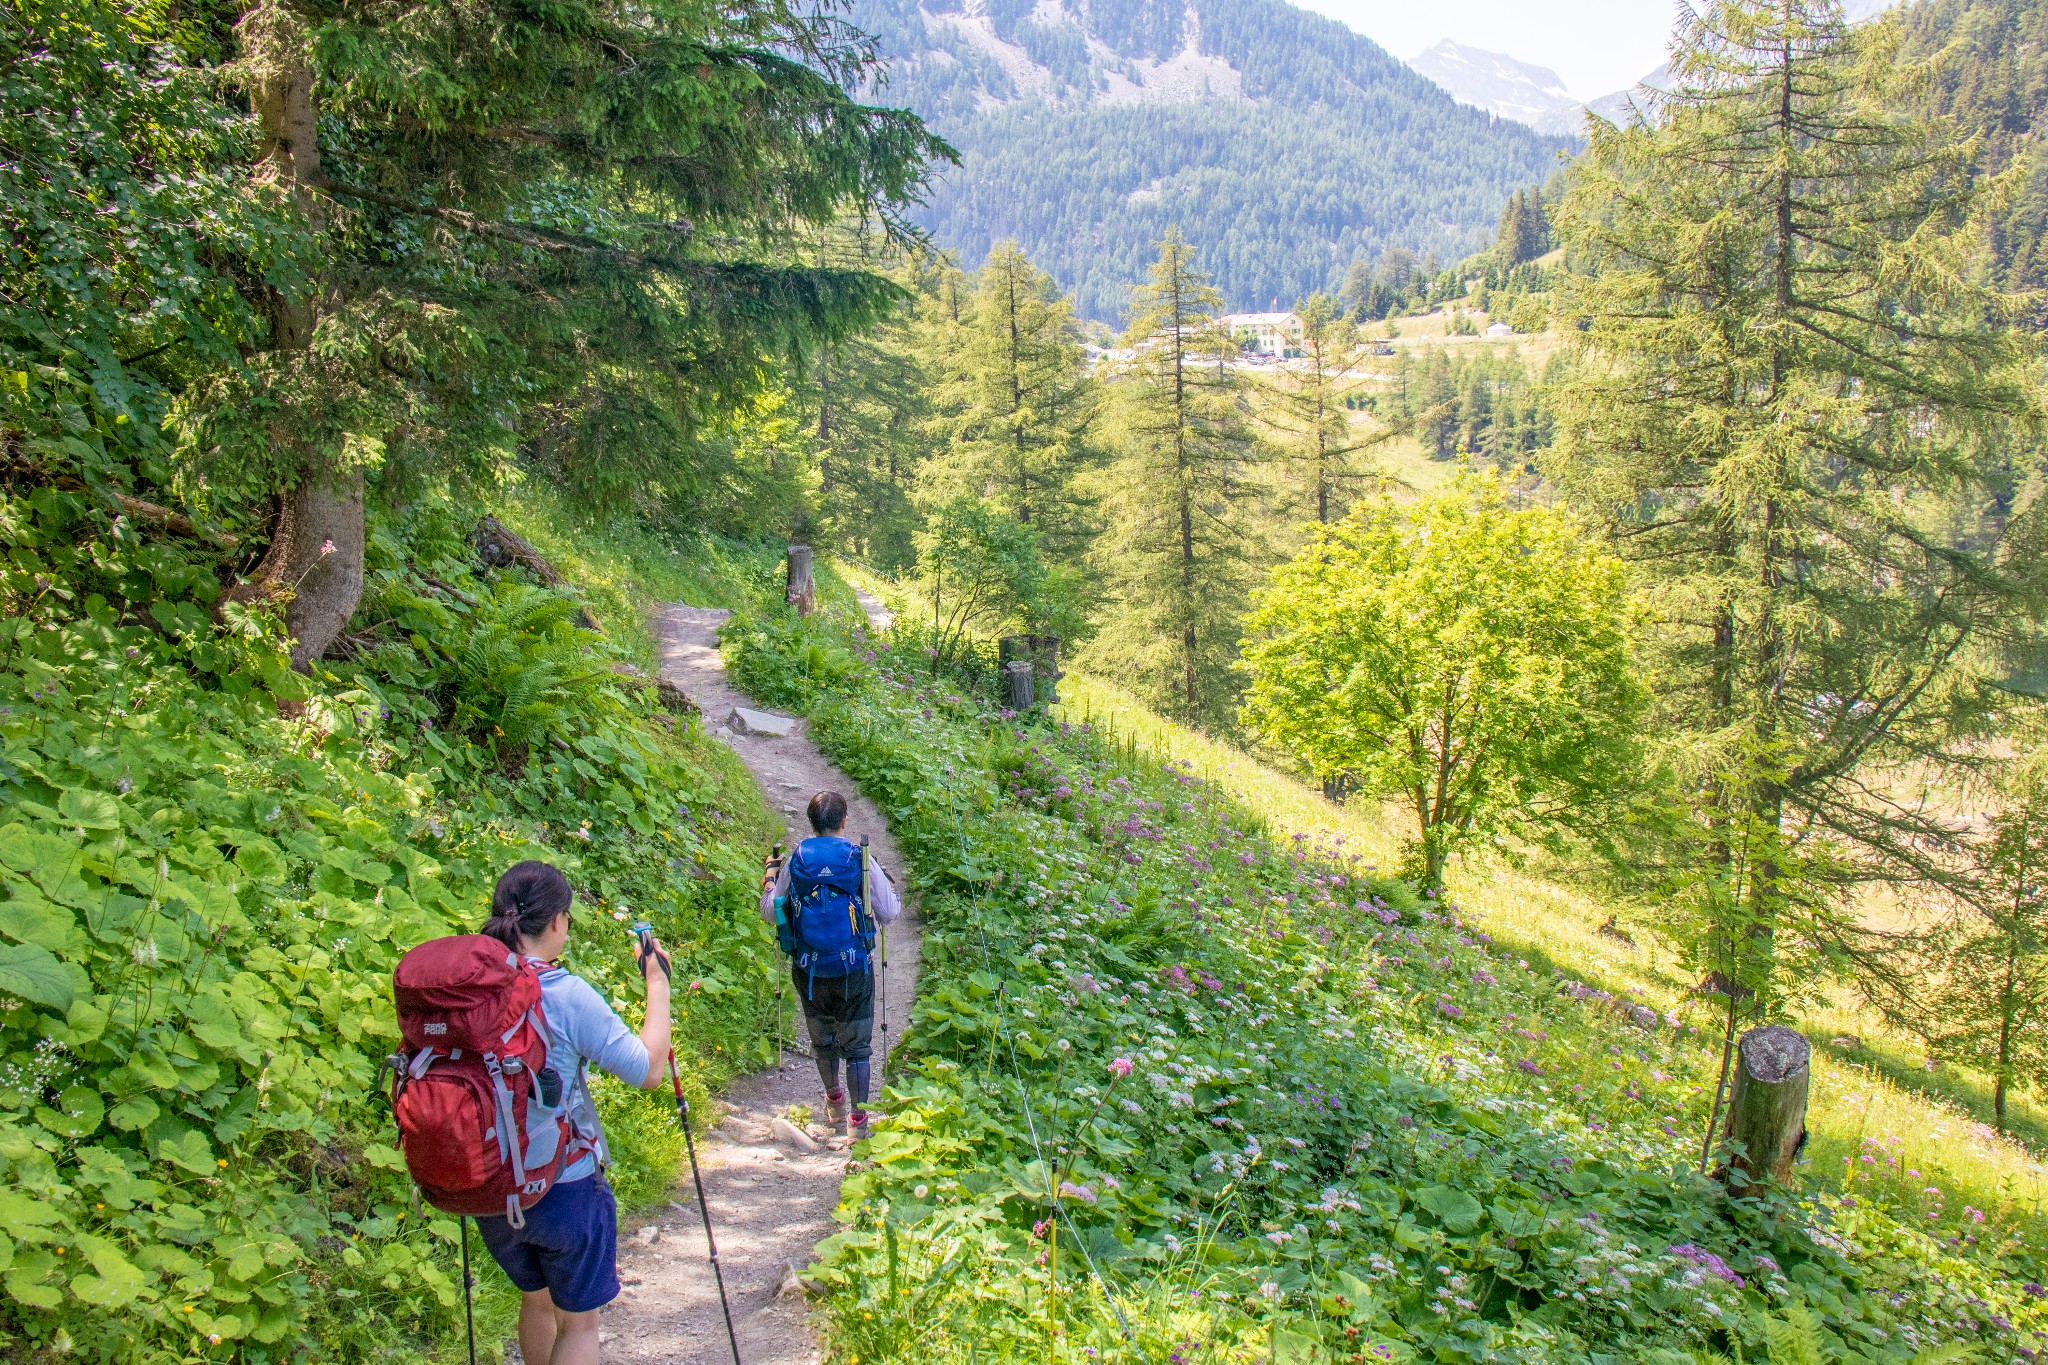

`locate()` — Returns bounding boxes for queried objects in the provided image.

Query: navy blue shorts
[475,1175,619,1313]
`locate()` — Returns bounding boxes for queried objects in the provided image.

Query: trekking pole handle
[629,921,672,981]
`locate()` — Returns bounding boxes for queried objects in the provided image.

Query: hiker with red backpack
[389,861,672,1365]
[759,790,902,1142]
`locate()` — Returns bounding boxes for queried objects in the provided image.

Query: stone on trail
[769,1116,820,1153]
[633,1224,661,1246]
[728,706,796,737]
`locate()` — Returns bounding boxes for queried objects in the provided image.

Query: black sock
[815,1056,840,1098]
[847,1059,871,1111]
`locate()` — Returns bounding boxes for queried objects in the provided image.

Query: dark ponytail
[483,861,574,949]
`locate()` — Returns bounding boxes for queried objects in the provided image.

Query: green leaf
[1274,1328,1321,1363]
[70,1237,147,1305]
[57,789,122,830]
[107,1095,159,1133]
[116,1050,179,1091]
[1411,1184,1485,1234]
[183,990,246,1054]
[233,840,285,882]
[0,1189,61,1239]
[153,1126,217,1175]
[35,1085,103,1138]
[362,1142,406,1172]
[6,1265,61,1310]
[0,888,78,954]
[1489,1202,1546,1238]
[0,942,75,1010]
[57,998,107,1047]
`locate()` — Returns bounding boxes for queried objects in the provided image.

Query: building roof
[1221,311,1300,327]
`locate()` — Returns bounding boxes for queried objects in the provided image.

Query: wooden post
[1000,636,1063,704]
[1716,1025,1810,1188]
[1005,660,1035,711]
[786,545,815,616]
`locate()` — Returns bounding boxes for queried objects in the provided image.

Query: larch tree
[1263,293,1383,526]
[1088,229,1264,730]
[921,240,1100,560]
[1877,759,2048,1131]
[1551,0,2048,1011]
[204,0,948,665]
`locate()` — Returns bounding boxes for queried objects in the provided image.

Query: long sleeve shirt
[758,846,903,928]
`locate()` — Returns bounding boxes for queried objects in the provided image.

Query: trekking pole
[669,1052,742,1365]
[862,837,888,1089]
[459,1216,477,1365]
[634,922,743,1365]
[766,844,786,1060]
[877,919,889,1089]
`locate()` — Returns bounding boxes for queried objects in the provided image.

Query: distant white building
[1222,311,1302,357]
[1485,320,1514,339]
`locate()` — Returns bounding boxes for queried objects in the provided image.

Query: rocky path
[584,601,918,1365]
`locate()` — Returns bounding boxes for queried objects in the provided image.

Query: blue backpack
[780,836,876,989]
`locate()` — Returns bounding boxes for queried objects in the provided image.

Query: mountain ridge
[1408,39,1586,137]
[851,0,1570,318]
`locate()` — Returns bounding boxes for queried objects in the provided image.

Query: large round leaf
[0,942,75,1010]
[1411,1183,1485,1234]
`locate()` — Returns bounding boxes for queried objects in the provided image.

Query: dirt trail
[580,599,918,1365]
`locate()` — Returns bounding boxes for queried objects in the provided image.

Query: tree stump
[655,679,698,717]
[999,635,1063,703]
[1005,660,1035,711]
[786,544,815,616]
[1716,1025,1810,1188]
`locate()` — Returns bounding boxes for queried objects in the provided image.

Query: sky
[1293,0,1677,100]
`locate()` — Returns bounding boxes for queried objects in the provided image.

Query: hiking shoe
[823,1091,848,1129]
[849,1111,872,1142]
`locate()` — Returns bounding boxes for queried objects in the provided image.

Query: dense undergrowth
[0,458,795,1361]
[728,606,2046,1364]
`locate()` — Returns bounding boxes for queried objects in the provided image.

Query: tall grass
[1054,670,2048,1242]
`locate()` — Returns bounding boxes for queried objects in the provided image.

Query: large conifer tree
[1088,229,1263,729]
[1263,293,1380,525]
[1552,0,2048,1006]
[920,240,1100,559]
[208,0,947,663]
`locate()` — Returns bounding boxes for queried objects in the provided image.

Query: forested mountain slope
[849,0,1571,318]
[1901,0,2048,304]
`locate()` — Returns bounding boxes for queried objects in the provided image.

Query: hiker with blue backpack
[759,790,903,1141]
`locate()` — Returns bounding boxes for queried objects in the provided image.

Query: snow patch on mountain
[1408,40,1584,137]
[921,0,1248,108]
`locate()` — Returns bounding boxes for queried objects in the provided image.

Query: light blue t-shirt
[532,961,652,1183]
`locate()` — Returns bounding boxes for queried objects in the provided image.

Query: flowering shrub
[730,613,2048,1364]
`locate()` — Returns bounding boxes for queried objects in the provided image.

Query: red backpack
[384,935,586,1226]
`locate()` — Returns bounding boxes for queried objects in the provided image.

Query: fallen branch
[474,515,566,585]
[417,572,480,608]
[108,492,238,548]
[473,515,603,631]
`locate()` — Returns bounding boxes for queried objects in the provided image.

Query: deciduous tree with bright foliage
[1239,482,1643,887]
